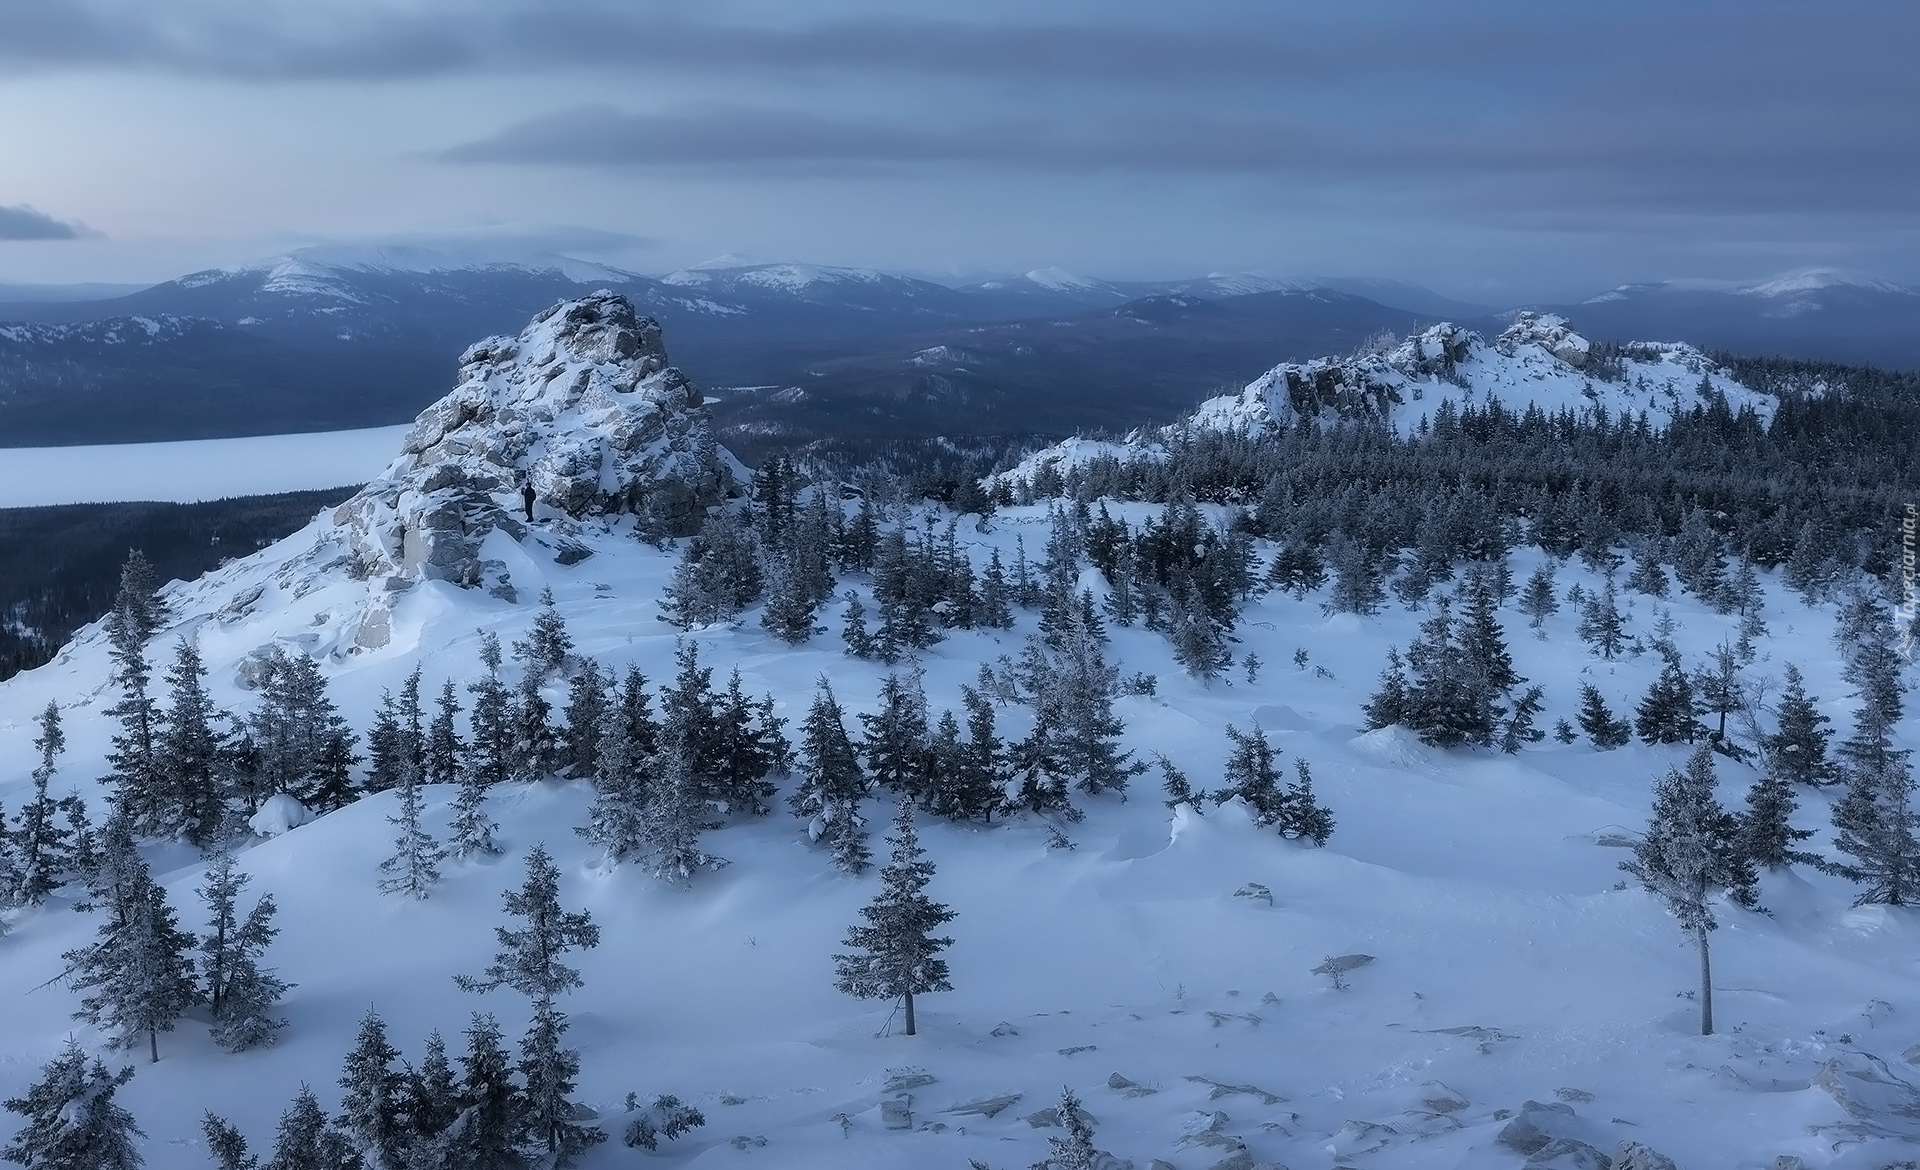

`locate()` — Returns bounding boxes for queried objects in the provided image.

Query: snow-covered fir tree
[336,1010,409,1170]
[578,667,654,865]
[789,679,872,874]
[560,658,607,780]
[660,508,761,629]
[465,633,514,790]
[63,814,198,1062]
[103,588,162,834]
[512,587,573,685]
[198,853,288,1051]
[1042,1086,1099,1170]
[1636,654,1703,745]
[1518,561,1559,635]
[261,1084,356,1170]
[1577,580,1627,660]
[862,671,934,803]
[1622,744,1757,1035]
[833,803,956,1036]
[248,649,358,812]
[1576,683,1633,749]
[448,1013,521,1170]
[1764,663,1837,786]
[11,700,73,906]
[199,1113,253,1170]
[508,669,560,782]
[1830,596,1919,906]
[0,1041,143,1170]
[377,754,444,900]
[425,680,464,786]
[156,636,224,845]
[456,845,604,1165]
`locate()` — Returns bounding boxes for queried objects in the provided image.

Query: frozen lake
[0,425,408,507]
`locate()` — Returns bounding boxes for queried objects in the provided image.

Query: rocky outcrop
[331,292,737,590]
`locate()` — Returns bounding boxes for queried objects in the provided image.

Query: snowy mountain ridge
[993,313,1774,488]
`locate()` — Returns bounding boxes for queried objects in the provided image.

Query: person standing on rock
[522,479,537,522]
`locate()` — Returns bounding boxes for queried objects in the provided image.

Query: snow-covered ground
[0,492,1913,1169]
[0,426,407,507]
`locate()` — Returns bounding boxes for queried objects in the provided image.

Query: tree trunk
[903,991,917,1036]
[1696,925,1714,1036]
[149,1027,159,1063]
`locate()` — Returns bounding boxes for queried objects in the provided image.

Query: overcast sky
[0,0,1912,300]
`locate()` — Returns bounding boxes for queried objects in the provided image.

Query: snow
[1023,268,1102,291]
[1,299,1914,1169]
[0,426,409,508]
[1736,269,1914,298]
[246,794,314,838]
[660,262,892,293]
[1,472,1912,1168]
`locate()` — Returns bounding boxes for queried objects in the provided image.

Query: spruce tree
[957,685,1009,823]
[977,548,1015,629]
[157,637,225,845]
[337,1011,409,1170]
[1764,664,1837,786]
[1576,683,1632,749]
[1268,539,1327,599]
[833,804,956,1036]
[115,550,169,642]
[1215,724,1286,824]
[1518,562,1559,635]
[63,816,198,1062]
[1627,542,1669,598]
[425,681,464,786]
[201,1113,254,1170]
[1576,581,1627,660]
[1831,604,1919,906]
[103,590,162,834]
[0,1041,143,1170]
[456,846,603,1165]
[261,1085,357,1170]
[364,692,404,796]
[197,854,287,1051]
[1623,745,1756,1035]
[790,680,872,874]
[1282,758,1335,846]
[508,672,559,782]
[450,1014,521,1170]
[249,650,357,811]
[466,634,514,791]
[1692,642,1746,744]
[1740,757,1814,871]
[377,761,443,901]
[1498,685,1547,753]
[862,673,933,803]
[579,668,654,865]
[561,660,607,780]
[840,592,876,659]
[407,1030,459,1145]
[1362,647,1411,729]
[638,728,726,883]
[13,701,73,905]
[760,551,823,644]
[1636,655,1703,745]
[512,588,573,686]
[1044,1087,1098,1170]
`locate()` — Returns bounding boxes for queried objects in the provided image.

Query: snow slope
[0,301,1915,1170]
[0,426,408,507]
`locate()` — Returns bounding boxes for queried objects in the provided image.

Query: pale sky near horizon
[1,0,1914,301]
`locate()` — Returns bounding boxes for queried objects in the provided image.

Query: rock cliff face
[331,292,737,592]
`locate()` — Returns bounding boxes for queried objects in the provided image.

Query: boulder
[1812,1051,1920,1134]
[1525,1138,1611,1169]
[1613,1141,1678,1170]
[1496,1101,1579,1156]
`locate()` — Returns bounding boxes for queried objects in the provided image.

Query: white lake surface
[0,425,408,507]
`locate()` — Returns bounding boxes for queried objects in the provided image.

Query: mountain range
[0,251,1913,451]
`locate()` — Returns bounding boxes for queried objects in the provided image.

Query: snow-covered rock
[247,793,314,838]
[331,291,739,592]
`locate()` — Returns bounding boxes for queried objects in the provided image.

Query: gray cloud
[0,205,90,240]
[439,92,1920,225]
